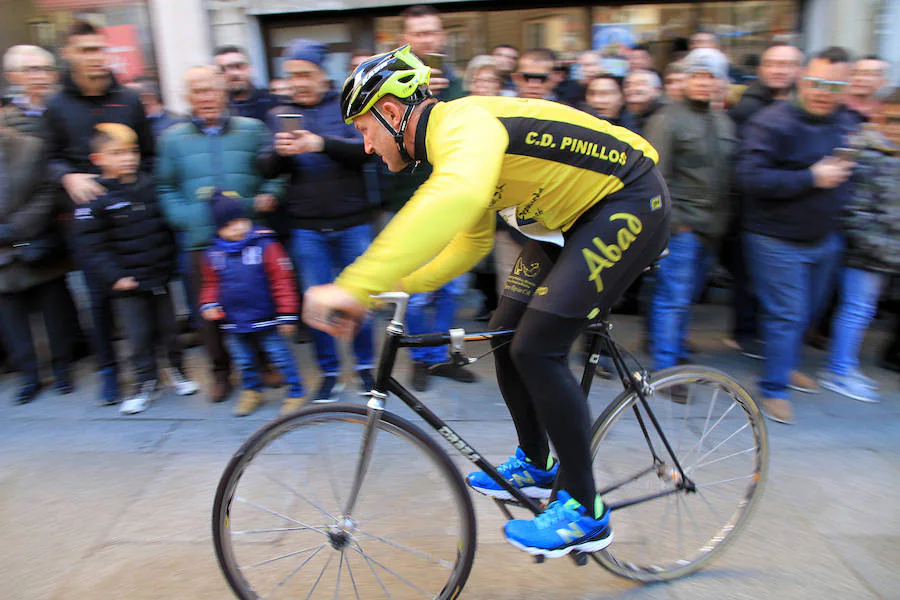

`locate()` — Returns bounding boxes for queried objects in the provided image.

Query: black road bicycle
[213,291,768,599]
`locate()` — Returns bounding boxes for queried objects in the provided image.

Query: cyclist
[303,45,671,558]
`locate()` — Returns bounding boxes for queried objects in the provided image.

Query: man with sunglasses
[736,47,857,425]
[512,49,558,102]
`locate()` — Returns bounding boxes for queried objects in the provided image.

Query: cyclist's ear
[379,98,405,128]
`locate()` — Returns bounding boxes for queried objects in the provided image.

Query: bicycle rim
[590,366,768,581]
[212,403,477,599]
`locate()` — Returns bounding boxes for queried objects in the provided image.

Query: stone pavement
[1,303,898,599]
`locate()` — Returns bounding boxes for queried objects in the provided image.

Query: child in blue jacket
[200,191,305,416]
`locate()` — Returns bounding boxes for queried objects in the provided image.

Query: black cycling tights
[489,170,670,510]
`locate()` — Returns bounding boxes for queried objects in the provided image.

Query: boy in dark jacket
[818,90,900,402]
[200,192,305,417]
[74,124,197,414]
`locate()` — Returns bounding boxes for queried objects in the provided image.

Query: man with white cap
[644,48,736,374]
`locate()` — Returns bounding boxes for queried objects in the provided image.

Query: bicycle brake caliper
[449,328,474,366]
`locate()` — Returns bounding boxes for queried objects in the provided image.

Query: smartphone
[833,147,859,162]
[423,53,446,73]
[277,113,304,133]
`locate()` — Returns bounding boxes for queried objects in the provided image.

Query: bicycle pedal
[534,555,545,564]
[572,552,588,567]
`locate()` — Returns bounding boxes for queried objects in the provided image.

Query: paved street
[2,302,898,600]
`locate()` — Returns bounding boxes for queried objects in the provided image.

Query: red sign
[102,24,145,82]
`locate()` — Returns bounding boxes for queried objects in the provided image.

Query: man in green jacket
[156,66,283,402]
[644,48,736,373]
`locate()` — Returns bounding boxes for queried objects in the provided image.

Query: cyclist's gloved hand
[303,283,367,340]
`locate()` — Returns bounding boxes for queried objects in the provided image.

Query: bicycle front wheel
[590,366,768,582]
[213,403,477,599]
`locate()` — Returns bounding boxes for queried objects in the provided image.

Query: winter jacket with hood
[841,125,900,274]
[199,228,299,333]
[72,172,176,294]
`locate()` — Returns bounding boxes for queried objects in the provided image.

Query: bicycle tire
[212,403,477,599]
[590,366,768,582]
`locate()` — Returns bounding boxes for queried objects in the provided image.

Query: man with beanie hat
[645,48,736,374]
[258,39,376,402]
[200,191,306,417]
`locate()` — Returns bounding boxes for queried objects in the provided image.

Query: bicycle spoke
[354,540,394,600]
[696,474,756,488]
[679,399,739,467]
[247,544,323,569]
[234,526,326,536]
[235,496,330,539]
[690,446,756,472]
[349,541,434,598]
[264,473,338,523]
[354,527,454,569]
[696,489,726,528]
[265,545,325,599]
[688,422,750,473]
[317,427,347,512]
[334,551,344,600]
[304,551,333,600]
[344,550,362,600]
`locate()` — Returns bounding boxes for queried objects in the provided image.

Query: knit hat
[283,39,328,69]
[209,190,247,230]
[683,48,729,80]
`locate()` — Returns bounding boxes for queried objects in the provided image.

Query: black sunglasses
[520,72,550,83]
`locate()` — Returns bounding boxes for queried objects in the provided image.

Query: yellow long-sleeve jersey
[334,95,659,304]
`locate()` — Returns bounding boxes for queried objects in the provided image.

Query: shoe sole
[761,409,794,425]
[787,383,820,394]
[174,384,200,396]
[506,529,613,558]
[467,481,553,500]
[313,382,344,403]
[819,379,881,404]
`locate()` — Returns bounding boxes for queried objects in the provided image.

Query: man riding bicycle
[303,45,671,558]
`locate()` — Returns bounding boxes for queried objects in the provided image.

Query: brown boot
[233,390,264,417]
[788,371,821,394]
[760,397,795,424]
[279,395,307,417]
[210,379,233,403]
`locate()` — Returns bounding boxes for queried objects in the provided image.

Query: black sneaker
[429,363,478,383]
[313,375,342,403]
[358,369,376,392]
[412,361,430,392]
[14,378,42,405]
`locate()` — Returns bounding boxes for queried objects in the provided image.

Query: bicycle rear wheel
[590,366,767,582]
[213,403,477,599]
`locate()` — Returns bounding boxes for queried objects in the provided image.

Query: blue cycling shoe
[504,491,613,558]
[466,447,557,500]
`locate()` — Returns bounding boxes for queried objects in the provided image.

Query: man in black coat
[214,45,286,125]
[722,42,804,359]
[42,20,155,405]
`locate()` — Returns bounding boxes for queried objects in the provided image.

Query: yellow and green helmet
[339,44,432,124]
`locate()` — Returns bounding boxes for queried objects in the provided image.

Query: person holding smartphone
[257,39,376,403]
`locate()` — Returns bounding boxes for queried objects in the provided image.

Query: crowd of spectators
[1,6,897,425]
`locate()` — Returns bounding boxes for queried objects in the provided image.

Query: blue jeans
[827,267,885,376]
[650,231,713,370]
[744,232,843,399]
[407,274,468,365]
[226,329,304,396]
[291,225,375,376]
[176,232,199,328]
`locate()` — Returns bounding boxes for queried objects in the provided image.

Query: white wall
[148,0,213,113]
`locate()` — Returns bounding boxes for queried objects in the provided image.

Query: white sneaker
[166,367,199,396]
[120,380,157,415]
[818,370,881,404]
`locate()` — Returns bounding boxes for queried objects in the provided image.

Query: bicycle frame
[354,293,693,520]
